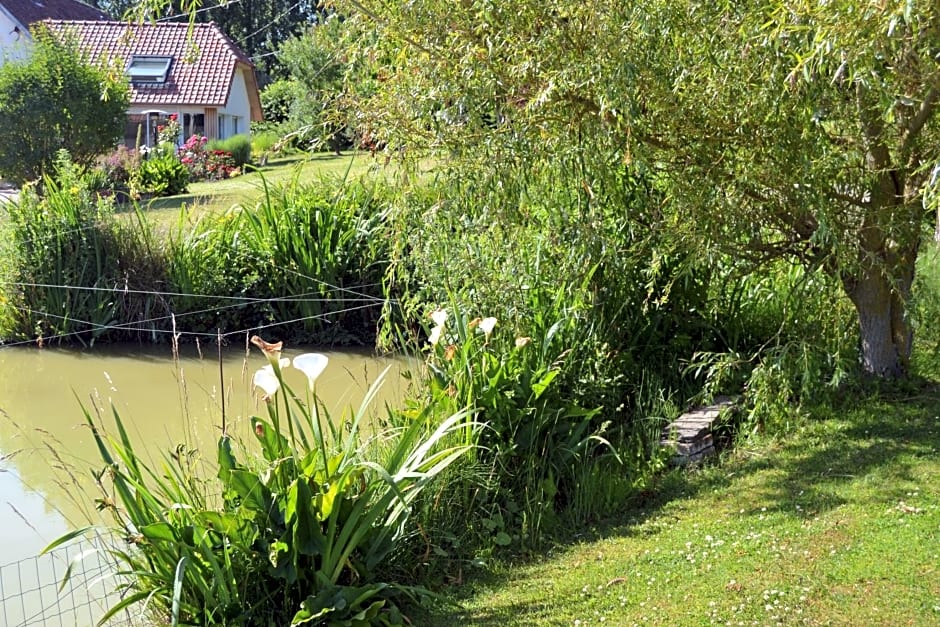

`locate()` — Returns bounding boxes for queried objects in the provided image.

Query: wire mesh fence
[0,534,137,626]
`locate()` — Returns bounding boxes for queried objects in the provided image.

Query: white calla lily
[479,317,497,336]
[293,353,329,390]
[428,325,443,346]
[430,309,448,327]
[252,365,281,400]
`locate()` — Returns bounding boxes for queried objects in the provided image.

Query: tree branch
[900,85,938,158]
[856,81,892,173]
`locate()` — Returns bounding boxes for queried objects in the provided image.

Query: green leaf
[140,522,178,543]
[56,548,99,593]
[291,600,332,626]
[494,532,512,546]
[40,526,94,555]
[252,416,290,462]
[288,479,325,556]
[171,556,188,627]
[96,589,156,626]
[217,435,238,482]
[530,369,559,399]
[228,469,273,514]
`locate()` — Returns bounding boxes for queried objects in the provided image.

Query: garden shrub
[178,135,238,180]
[209,134,252,168]
[251,130,280,165]
[96,145,141,200]
[131,148,190,198]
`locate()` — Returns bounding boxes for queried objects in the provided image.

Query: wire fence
[0,534,137,627]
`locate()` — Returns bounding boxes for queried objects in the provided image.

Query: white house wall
[218,66,252,139]
[0,10,29,66]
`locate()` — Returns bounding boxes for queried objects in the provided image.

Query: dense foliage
[0,156,388,346]
[336,0,940,378]
[0,26,128,184]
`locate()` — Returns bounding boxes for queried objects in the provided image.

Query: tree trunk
[843,252,916,378]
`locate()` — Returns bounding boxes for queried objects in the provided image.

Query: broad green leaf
[140,522,177,543]
[251,416,290,462]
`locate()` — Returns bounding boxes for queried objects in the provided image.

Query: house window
[127,56,172,83]
[183,113,205,139]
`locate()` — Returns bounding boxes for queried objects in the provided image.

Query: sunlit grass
[128,151,379,228]
[418,390,940,625]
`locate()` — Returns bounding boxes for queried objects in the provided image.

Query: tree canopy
[333,0,940,378]
[0,26,129,185]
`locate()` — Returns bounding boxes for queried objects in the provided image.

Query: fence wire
[0,535,136,627]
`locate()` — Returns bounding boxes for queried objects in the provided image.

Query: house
[0,0,109,65]
[44,19,263,146]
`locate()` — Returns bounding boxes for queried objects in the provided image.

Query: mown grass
[131,152,377,227]
[417,388,940,625]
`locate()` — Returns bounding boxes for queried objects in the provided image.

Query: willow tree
[333,0,940,377]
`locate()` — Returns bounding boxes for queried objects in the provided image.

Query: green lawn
[126,151,379,228]
[419,389,940,625]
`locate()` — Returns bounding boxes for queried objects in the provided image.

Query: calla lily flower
[428,325,443,346]
[253,365,280,400]
[293,353,329,390]
[430,309,448,327]
[250,335,284,368]
[478,317,497,336]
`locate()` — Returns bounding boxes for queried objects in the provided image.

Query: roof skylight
[127,56,172,83]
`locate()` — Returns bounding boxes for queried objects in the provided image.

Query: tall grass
[166,175,390,344]
[378,158,708,549]
[1,157,392,346]
[1,152,167,344]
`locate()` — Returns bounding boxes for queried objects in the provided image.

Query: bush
[251,130,280,164]
[95,145,141,199]
[259,78,301,126]
[209,134,252,168]
[0,25,128,184]
[131,149,189,198]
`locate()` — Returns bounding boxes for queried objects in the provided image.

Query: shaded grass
[416,387,940,625]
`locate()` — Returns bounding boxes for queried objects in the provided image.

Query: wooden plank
[659,397,736,465]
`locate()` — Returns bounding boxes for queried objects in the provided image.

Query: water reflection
[0,344,411,566]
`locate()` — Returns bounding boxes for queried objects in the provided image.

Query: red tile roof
[1,0,109,27]
[43,20,262,119]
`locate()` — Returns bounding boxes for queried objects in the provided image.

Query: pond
[0,344,412,568]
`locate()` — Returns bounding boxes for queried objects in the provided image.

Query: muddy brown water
[0,344,412,568]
